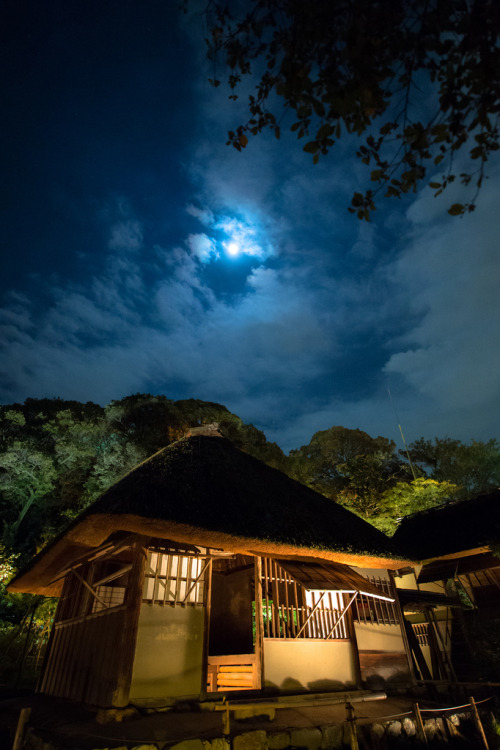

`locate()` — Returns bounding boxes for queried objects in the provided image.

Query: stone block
[233,730,268,750]
[267,731,290,750]
[204,739,230,750]
[320,724,343,749]
[386,721,402,738]
[402,718,416,737]
[290,727,322,750]
[424,718,439,740]
[169,741,205,750]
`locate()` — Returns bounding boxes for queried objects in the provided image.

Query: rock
[233,730,268,750]
[369,723,386,750]
[204,739,230,750]
[424,718,439,740]
[402,718,416,737]
[321,724,343,749]
[169,741,205,750]
[267,731,290,750]
[386,721,402,738]
[290,727,322,750]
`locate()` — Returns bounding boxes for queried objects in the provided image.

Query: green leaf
[448,203,464,216]
[429,182,441,189]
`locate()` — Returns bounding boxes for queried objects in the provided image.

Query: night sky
[2,0,499,452]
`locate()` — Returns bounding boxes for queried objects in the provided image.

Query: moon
[227,241,240,256]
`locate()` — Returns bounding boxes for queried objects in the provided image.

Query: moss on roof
[392,489,500,560]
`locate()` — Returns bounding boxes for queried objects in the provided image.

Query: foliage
[372,477,460,535]
[288,425,413,517]
[0,544,56,686]
[406,437,500,498]
[204,0,500,219]
[0,442,57,550]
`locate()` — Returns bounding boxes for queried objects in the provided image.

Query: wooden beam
[71,567,108,609]
[182,558,212,604]
[93,564,132,588]
[48,535,137,585]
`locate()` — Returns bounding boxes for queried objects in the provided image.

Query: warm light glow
[227,241,240,256]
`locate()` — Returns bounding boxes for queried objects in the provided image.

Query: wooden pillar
[111,538,147,707]
[388,570,417,685]
[346,595,362,689]
[254,556,264,690]
[200,553,213,699]
[403,616,432,681]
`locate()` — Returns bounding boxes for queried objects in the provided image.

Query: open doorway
[207,554,259,692]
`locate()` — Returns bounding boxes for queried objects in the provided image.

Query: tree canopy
[205,0,500,219]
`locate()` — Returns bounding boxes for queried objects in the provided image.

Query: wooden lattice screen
[353,576,399,625]
[142,550,209,605]
[261,558,349,639]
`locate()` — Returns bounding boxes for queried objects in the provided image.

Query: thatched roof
[10,434,411,595]
[392,489,500,561]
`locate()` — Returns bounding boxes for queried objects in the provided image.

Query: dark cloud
[1,1,499,453]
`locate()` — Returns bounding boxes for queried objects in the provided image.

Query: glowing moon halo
[227,241,240,256]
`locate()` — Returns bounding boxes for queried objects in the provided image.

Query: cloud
[383,170,500,414]
[185,233,218,262]
[108,220,143,251]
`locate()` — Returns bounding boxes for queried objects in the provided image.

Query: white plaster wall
[130,603,205,701]
[354,622,406,652]
[263,639,356,692]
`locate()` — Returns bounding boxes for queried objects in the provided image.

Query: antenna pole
[387,388,417,480]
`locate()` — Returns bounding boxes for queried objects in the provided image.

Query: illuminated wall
[263,639,356,692]
[130,603,205,701]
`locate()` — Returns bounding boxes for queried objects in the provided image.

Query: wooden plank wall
[40,607,129,705]
[40,540,146,707]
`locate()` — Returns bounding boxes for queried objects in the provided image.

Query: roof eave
[8,513,414,595]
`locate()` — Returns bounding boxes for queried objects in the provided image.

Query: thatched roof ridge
[392,489,500,560]
[10,435,412,594]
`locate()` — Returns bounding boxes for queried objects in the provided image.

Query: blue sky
[1,0,499,452]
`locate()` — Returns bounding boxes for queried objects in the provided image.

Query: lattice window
[57,558,131,621]
[261,558,349,639]
[143,550,208,605]
[412,622,430,646]
[353,576,399,625]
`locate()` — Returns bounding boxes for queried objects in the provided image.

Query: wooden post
[254,557,264,689]
[12,707,31,750]
[388,570,417,685]
[345,702,359,750]
[469,696,489,750]
[413,702,428,745]
[200,554,213,699]
[111,539,147,707]
[345,596,362,689]
[404,617,432,680]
